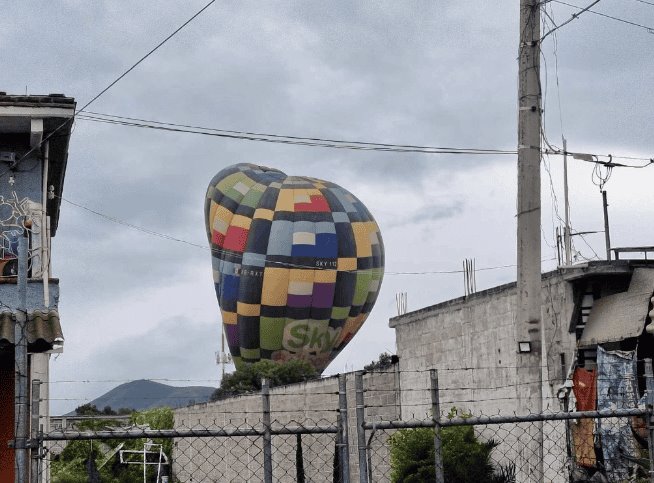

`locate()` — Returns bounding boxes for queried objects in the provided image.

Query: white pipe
[42,141,50,306]
[46,216,51,278]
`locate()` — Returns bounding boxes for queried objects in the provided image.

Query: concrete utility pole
[15,228,29,483]
[563,138,572,265]
[516,0,544,480]
[602,190,611,260]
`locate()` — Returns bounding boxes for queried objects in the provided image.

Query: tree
[211,359,317,400]
[74,403,101,416]
[74,404,133,416]
[52,407,174,483]
[102,406,116,415]
[364,352,396,372]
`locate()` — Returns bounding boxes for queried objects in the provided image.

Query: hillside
[79,379,215,413]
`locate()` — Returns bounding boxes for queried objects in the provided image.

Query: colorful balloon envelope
[205,163,384,373]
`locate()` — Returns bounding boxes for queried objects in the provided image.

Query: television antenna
[216,327,233,378]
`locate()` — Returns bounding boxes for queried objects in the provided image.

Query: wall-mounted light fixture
[518,341,532,353]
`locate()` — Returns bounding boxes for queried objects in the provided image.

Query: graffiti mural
[0,192,42,277]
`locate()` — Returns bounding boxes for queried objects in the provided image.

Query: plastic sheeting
[572,368,597,467]
[579,268,654,348]
[596,346,639,481]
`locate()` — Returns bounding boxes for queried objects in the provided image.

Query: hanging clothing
[571,367,597,467]
[596,346,639,481]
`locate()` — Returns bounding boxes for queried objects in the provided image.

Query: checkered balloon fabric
[205,163,384,373]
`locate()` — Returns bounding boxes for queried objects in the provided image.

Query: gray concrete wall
[390,273,577,482]
[173,369,399,483]
[171,274,582,482]
[0,280,59,312]
[391,273,576,415]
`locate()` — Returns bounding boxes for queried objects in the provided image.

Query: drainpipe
[41,142,49,307]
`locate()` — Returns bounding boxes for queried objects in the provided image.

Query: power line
[59,196,551,276]
[76,112,516,156]
[78,0,217,115]
[551,0,654,33]
[540,0,601,42]
[11,0,217,170]
[543,149,654,166]
[77,111,654,164]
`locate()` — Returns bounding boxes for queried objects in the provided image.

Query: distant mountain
[75,380,216,414]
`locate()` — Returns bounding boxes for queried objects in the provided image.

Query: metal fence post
[261,378,273,483]
[338,373,350,483]
[30,379,41,483]
[430,369,445,483]
[644,358,654,483]
[355,372,368,483]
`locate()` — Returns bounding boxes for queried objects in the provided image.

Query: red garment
[573,367,597,411]
[572,368,597,468]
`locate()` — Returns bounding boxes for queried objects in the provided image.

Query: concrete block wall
[391,274,576,417]
[172,369,399,482]
[390,273,577,483]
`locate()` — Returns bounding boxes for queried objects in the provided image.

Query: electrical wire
[543,149,654,167]
[59,196,556,276]
[541,0,601,42]
[551,0,654,33]
[9,0,217,173]
[76,112,516,156]
[77,111,654,165]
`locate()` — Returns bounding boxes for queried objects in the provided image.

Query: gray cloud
[388,201,465,228]
[50,316,220,414]
[2,1,651,410]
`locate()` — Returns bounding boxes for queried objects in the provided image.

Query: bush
[211,359,317,400]
[389,415,514,483]
[364,352,397,372]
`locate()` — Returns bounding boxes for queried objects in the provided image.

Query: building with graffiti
[0,93,75,481]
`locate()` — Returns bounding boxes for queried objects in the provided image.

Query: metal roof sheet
[0,309,63,352]
[579,268,654,348]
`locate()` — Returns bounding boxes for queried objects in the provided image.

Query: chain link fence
[19,361,654,482]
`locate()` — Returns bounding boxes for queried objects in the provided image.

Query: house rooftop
[0,93,76,236]
[390,259,654,328]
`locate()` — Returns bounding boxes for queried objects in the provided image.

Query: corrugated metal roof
[579,268,654,348]
[0,310,63,352]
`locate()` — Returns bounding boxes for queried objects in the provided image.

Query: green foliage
[74,404,134,416]
[389,409,514,483]
[389,427,435,483]
[364,352,396,372]
[211,359,317,400]
[51,407,174,483]
[74,403,101,415]
[441,425,497,482]
[130,407,175,457]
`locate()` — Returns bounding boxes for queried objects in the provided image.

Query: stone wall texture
[173,370,399,482]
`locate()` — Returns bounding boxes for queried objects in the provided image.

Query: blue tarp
[596,346,639,481]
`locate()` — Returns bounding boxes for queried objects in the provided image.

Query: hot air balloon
[205,163,384,373]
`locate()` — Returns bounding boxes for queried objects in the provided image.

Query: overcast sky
[2,1,652,414]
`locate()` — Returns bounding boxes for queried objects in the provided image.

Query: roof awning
[0,310,63,352]
[579,268,654,348]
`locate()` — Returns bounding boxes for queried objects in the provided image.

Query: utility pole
[602,190,611,261]
[517,0,544,481]
[14,225,29,483]
[563,138,572,265]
